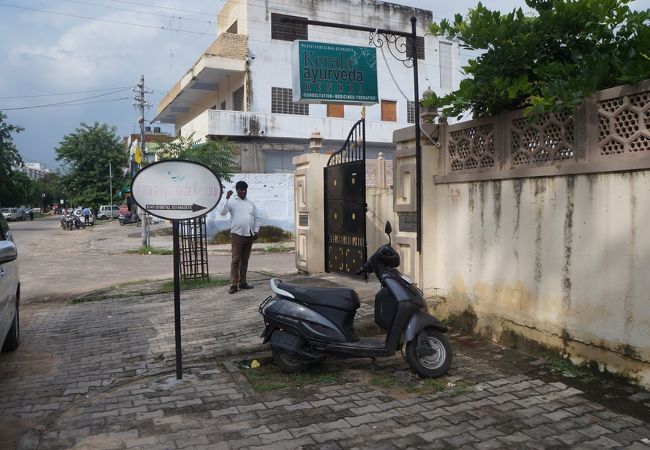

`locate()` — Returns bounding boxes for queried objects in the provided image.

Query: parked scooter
[118,211,139,226]
[259,221,452,378]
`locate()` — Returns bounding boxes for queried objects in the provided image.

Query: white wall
[425,172,650,385]
[206,172,295,236]
[244,0,460,120]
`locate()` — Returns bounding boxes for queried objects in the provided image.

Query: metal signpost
[131,160,223,379]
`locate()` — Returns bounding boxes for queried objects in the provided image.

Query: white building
[19,162,50,180]
[154,0,462,173]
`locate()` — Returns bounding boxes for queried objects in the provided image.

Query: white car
[1,208,23,222]
[0,214,20,352]
[97,205,119,220]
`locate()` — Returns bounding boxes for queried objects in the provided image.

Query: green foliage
[55,122,128,209]
[428,0,650,119]
[0,112,25,206]
[154,133,237,182]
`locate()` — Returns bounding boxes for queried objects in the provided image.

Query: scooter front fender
[404,310,448,343]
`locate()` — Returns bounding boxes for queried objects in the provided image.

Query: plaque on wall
[398,213,417,232]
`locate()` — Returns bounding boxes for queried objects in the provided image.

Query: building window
[220,101,226,110]
[405,36,425,60]
[271,87,309,115]
[381,100,397,122]
[271,13,308,41]
[439,41,453,90]
[327,103,344,118]
[233,86,244,111]
[407,101,415,124]
[226,21,237,34]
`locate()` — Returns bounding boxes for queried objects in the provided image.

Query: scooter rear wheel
[405,328,452,378]
[272,347,309,373]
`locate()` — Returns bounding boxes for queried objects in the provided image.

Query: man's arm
[252,202,261,234]
[219,190,233,216]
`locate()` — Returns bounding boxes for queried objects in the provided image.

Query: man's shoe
[228,285,238,294]
[238,282,253,289]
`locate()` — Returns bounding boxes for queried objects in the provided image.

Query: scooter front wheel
[405,328,452,378]
[272,347,310,374]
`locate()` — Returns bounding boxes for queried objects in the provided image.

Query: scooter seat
[277,282,360,312]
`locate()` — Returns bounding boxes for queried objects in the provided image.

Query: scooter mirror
[385,221,392,236]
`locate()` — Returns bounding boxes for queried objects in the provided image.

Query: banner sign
[292,41,378,105]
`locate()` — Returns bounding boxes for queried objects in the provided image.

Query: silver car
[0,214,19,352]
[1,208,22,222]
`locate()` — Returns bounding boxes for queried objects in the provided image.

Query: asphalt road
[10,216,296,302]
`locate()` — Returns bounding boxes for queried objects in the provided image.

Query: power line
[1,88,131,110]
[107,0,216,16]
[0,3,212,35]
[1,97,131,110]
[0,86,131,100]
[59,0,216,25]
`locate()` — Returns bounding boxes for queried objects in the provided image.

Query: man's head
[235,180,248,199]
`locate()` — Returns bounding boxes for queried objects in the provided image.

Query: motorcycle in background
[118,211,139,226]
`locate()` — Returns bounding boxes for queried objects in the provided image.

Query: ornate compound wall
[393,80,650,387]
[436,79,650,183]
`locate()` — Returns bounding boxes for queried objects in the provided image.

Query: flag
[134,143,142,164]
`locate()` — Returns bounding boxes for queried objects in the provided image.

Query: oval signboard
[131,160,223,220]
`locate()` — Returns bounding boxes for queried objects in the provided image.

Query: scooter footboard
[404,310,448,343]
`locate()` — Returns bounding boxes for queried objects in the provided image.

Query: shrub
[210,225,293,244]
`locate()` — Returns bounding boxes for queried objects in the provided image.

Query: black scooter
[259,221,452,378]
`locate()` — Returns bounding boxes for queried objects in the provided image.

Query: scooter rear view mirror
[385,221,392,236]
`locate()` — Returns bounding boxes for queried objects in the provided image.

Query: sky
[1,0,648,171]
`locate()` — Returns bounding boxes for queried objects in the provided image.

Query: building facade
[18,162,50,180]
[154,0,462,172]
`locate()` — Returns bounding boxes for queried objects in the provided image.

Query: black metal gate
[324,119,367,276]
[179,216,209,281]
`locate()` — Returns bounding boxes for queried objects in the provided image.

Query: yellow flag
[134,144,142,164]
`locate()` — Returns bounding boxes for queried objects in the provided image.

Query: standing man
[82,206,91,226]
[219,181,260,294]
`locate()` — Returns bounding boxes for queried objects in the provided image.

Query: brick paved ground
[1,272,649,449]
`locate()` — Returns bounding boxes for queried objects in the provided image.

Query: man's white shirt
[218,196,260,236]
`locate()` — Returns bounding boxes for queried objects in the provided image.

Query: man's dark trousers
[230,233,254,286]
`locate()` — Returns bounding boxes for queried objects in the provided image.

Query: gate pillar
[293,152,330,274]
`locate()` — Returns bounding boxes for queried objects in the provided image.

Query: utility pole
[109,161,113,219]
[134,74,152,246]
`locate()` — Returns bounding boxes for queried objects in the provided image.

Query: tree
[155,133,236,183]
[0,112,24,206]
[428,0,650,119]
[55,122,128,209]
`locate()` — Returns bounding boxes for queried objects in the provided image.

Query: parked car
[1,208,23,222]
[97,205,119,220]
[0,214,20,352]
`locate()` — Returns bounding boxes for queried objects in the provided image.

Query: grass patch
[264,244,293,253]
[238,359,338,392]
[159,277,229,292]
[127,246,173,255]
[369,373,473,395]
[211,225,293,244]
[542,356,636,384]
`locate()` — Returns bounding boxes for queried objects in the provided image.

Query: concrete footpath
[2,217,650,449]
